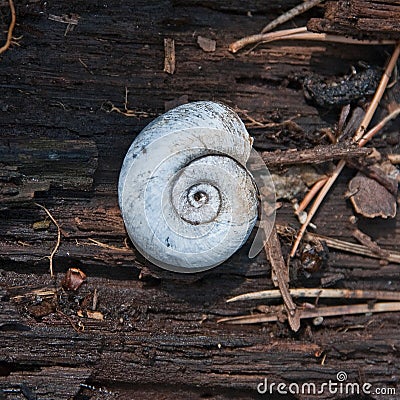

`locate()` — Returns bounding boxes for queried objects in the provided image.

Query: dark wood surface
[308,0,400,40]
[1,1,399,399]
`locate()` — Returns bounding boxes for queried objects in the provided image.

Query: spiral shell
[119,101,274,273]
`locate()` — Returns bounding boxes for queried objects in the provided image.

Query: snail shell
[119,101,270,273]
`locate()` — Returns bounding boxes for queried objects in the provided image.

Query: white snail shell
[119,101,269,273]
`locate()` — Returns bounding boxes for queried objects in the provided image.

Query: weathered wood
[0,0,399,399]
[0,365,91,400]
[0,138,98,207]
[308,0,400,40]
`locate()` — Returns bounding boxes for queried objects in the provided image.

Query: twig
[227,288,400,303]
[358,107,400,147]
[48,13,80,36]
[306,232,400,264]
[295,177,328,215]
[0,0,16,55]
[290,159,346,257]
[48,14,79,25]
[354,45,400,142]
[229,27,306,53]
[261,0,323,34]
[35,203,61,277]
[290,42,400,257]
[87,238,129,252]
[265,226,300,331]
[261,143,371,168]
[229,27,396,53]
[352,228,390,258]
[270,32,396,46]
[218,302,400,324]
[78,58,94,75]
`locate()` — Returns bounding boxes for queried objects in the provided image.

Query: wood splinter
[227,288,400,303]
[261,0,323,34]
[265,225,300,331]
[163,38,175,74]
[218,302,400,325]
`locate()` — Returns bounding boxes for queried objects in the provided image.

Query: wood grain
[0,1,399,399]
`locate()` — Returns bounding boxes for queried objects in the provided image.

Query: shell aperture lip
[118,101,276,273]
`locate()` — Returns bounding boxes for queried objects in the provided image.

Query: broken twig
[261,143,371,168]
[229,27,396,53]
[352,228,390,259]
[306,232,400,264]
[227,288,400,303]
[48,13,80,36]
[295,177,328,215]
[265,226,300,331]
[358,106,400,147]
[218,302,400,324]
[87,238,130,252]
[261,0,323,34]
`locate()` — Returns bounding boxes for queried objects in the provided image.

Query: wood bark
[0,1,400,399]
[308,0,400,40]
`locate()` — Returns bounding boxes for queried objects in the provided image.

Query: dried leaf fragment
[348,173,396,218]
[62,268,87,291]
[163,38,175,74]
[197,36,216,52]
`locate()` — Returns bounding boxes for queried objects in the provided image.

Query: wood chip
[86,310,104,321]
[32,219,51,230]
[197,36,216,52]
[348,172,397,218]
[307,0,400,40]
[163,38,175,74]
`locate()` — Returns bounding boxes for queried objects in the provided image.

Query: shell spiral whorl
[118,101,275,273]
